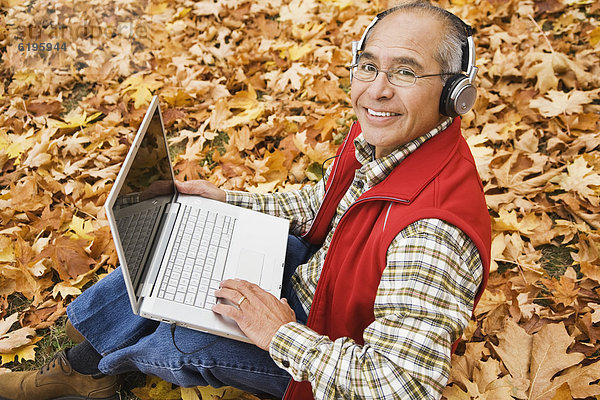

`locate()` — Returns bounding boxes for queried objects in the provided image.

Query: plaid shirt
[226,118,483,399]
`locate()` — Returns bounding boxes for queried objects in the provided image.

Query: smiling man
[351,11,450,158]
[0,2,491,400]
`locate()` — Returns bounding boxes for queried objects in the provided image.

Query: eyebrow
[358,51,424,71]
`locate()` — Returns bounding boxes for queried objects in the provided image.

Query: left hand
[213,279,296,351]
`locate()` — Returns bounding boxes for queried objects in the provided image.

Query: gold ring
[237,295,247,307]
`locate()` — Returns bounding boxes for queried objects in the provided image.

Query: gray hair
[364,1,468,81]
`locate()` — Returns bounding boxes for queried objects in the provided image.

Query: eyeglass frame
[348,63,457,87]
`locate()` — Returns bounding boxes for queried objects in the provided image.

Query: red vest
[283,118,491,399]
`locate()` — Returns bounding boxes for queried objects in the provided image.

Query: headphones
[351,7,479,117]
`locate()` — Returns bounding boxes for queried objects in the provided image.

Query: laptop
[105,95,290,342]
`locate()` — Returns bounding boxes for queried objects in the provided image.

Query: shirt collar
[353,117,454,189]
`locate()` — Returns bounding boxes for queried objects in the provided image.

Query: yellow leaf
[0,342,39,365]
[220,86,265,129]
[0,236,15,263]
[284,43,312,61]
[180,387,200,400]
[121,73,164,109]
[292,131,335,164]
[67,216,94,241]
[590,26,600,47]
[131,375,181,400]
[0,129,35,164]
[147,2,168,15]
[52,281,82,299]
[50,109,103,130]
[493,209,540,235]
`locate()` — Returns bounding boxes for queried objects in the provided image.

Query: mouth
[366,108,401,117]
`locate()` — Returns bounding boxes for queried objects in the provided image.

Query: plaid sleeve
[224,171,329,236]
[269,219,483,399]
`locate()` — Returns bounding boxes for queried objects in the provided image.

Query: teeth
[368,109,398,117]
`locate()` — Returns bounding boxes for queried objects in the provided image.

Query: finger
[212,302,242,320]
[214,287,242,303]
[220,279,261,295]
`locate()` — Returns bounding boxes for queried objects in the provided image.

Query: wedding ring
[237,295,247,307]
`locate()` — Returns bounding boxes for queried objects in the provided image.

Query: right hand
[175,180,226,202]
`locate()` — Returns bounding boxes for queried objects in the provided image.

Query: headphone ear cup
[439,74,477,117]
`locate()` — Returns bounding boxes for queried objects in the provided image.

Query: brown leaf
[36,236,95,281]
[550,362,600,399]
[0,327,35,353]
[493,319,532,387]
[529,322,585,400]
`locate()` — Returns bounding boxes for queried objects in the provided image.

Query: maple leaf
[56,132,90,157]
[0,326,35,353]
[541,276,579,307]
[0,129,35,165]
[524,52,562,94]
[52,281,82,299]
[293,130,335,165]
[220,86,265,129]
[528,322,585,400]
[263,63,315,92]
[49,108,103,130]
[36,236,95,281]
[67,215,95,241]
[529,89,595,117]
[284,43,313,61]
[120,73,164,109]
[0,342,40,365]
[492,319,532,398]
[550,156,600,201]
[493,209,540,236]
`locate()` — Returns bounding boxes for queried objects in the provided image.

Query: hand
[175,179,226,202]
[213,279,296,351]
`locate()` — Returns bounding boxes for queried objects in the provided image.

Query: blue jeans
[67,235,318,398]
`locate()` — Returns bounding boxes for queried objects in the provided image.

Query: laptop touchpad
[236,249,264,285]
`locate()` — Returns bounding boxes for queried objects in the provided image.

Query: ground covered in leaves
[0,0,599,399]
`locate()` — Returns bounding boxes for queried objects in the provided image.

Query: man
[0,2,490,399]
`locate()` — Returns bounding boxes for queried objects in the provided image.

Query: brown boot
[0,351,118,400]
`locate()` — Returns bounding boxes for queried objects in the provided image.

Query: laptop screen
[111,106,175,292]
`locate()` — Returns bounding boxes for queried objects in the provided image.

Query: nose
[366,71,394,100]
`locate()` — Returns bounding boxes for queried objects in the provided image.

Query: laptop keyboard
[116,206,161,282]
[157,205,236,309]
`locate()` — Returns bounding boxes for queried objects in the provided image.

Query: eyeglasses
[350,62,455,87]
